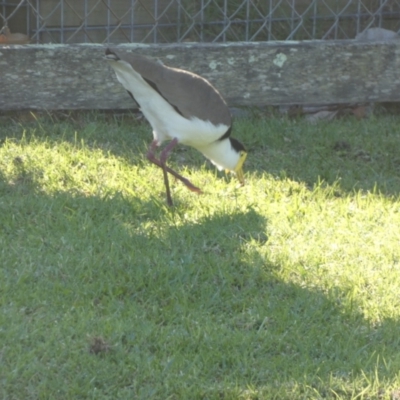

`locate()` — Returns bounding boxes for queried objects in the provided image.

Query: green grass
[1,111,400,399]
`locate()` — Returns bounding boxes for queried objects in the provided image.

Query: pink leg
[146,139,202,205]
[160,139,179,206]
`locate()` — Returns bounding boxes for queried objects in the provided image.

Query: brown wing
[109,49,231,127]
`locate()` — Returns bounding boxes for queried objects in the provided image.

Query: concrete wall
[1,40,400,110]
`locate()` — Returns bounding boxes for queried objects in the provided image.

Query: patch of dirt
[89,336,111,355]
[332,140,351,152]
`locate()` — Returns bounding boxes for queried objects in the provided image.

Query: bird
[105,48,247,206]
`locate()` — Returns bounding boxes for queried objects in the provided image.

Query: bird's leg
[159,137,179,165]
[163,165,173,206]
[158,138,179,206]
[146,140,202,194]
[146,140,160,164]
[146,140,172,205]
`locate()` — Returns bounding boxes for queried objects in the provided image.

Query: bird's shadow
[2,114,400,395]
[1,157,400,396]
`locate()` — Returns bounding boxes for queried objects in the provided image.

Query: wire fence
[1,0,399,44]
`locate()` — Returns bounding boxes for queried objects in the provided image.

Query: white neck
[198,139,240,171]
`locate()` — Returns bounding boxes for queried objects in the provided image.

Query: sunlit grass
[1,112,400,399]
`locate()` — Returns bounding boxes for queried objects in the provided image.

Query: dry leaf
[0,26,30,45]
[305,110,338,124]
[352,106,367,120]
[355,27,399,42]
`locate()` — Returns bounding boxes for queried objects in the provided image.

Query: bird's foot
[180,177,202,193]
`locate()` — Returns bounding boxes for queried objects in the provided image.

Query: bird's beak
[235,166,245,185]
[234,151,247,186]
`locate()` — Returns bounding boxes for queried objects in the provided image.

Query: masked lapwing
[105,48,247,206]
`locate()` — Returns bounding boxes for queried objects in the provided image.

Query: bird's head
[228,137,247,185]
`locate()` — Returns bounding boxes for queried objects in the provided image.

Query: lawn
[1,111,400,399]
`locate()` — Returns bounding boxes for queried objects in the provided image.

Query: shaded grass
[1,112,400,399]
